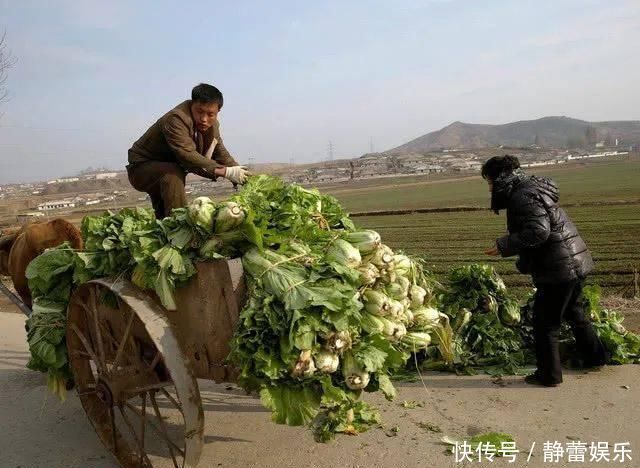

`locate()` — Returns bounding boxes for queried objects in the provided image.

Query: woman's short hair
[481,155,521,180]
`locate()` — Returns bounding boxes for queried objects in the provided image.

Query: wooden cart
[5,259,248,468]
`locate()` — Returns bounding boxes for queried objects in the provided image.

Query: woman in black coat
[482,155,608,386]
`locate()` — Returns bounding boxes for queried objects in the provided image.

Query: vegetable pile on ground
[421,264,534,376]
[585,286,640,364]
[420,265,639,376]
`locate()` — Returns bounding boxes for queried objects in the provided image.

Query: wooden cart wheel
[67,278,204,468]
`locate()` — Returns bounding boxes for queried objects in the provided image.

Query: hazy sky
[0,0,638,183]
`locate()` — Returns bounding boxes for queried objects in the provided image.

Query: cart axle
[95,381,114,407]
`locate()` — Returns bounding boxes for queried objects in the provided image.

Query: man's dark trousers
[127,161,187,219]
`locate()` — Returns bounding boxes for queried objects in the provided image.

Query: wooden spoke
[150,392,181,468]
[125,402,185,458]
[124,381,173,395]
[99,320,120,353]
[140,393,147,464]
[126,334,143,367]
[89,289,107,371]
[160,387,183,413]
[109,407,118,455]
[79,302,109,344]
[70,350,92,359]
[148,351,162,370]
[70,323,104,373]
[79,302,93,320]
[117,405,153,467]
[113,307,136,370]
[79,300,113,367]
[103,321,120,356]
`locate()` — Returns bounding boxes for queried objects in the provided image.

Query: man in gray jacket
[127,83,249,219]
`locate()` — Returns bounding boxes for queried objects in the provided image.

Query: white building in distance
[82,172,119,180]
[37,200,76,211]
[46,177,80,184]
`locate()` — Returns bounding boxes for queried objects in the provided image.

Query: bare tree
[1,30,16,107]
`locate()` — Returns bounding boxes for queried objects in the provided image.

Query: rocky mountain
[389,116,640,153]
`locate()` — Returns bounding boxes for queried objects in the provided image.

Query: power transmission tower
[328,141,334,162]
[369,137,375,153]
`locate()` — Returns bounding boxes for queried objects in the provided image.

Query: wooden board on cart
[171,259,246,382]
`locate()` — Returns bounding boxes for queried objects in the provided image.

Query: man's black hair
[191,83,224,109]
[481,155,521,181]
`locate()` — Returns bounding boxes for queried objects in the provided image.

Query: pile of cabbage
[585,286,640,365]
[25,175,443,439]
[424,265,640,375]
[225,176,444,439]
[423,264,534,375]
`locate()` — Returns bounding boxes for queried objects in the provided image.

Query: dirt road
[1,310,638,468]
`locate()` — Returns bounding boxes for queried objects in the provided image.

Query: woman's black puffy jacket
[493,173,594,284]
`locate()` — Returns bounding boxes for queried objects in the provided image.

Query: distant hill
[41,176,130,195]
[388,116,640,153]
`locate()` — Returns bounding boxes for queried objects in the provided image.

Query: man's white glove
[224,165,250,185]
